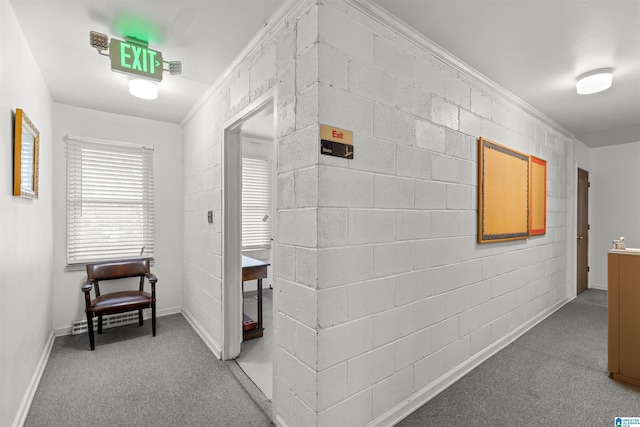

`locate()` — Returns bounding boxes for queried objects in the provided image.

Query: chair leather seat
[91,290,152,313]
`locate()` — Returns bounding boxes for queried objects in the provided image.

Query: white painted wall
[0,0,611,425]
[182,0,583,425]
[311,2,577,425]
[589,141,640,289]
[51,103,184,335]
[181,1,318,424]
[573,139,591,173]
[0,3,54,426]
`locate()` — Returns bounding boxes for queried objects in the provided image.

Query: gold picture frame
[13,108,40,199]
[478,137,529,243]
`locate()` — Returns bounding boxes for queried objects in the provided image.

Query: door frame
[576,167,589,294]
[221,92,275,360]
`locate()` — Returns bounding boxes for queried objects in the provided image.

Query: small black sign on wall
[321,139,353,159]
[320,125,353,159]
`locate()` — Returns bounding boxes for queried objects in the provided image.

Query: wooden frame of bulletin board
[529,156,547,235]
[478,137,530,243]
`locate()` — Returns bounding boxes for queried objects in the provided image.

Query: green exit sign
[109,38,163,81]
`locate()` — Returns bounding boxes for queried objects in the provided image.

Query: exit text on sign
[320,125,353,145]
[109,38,163,82]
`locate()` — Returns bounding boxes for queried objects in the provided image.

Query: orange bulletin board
[478,137,530,243]
[529,156,547,235]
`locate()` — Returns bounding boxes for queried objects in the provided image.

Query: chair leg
[98,315,103,334]
[152,303,156,336]
[138,309,144,326]
[86,312,95,351]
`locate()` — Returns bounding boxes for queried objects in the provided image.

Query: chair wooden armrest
[81,281,92,293]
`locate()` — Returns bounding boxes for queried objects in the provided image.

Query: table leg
[257,278,263,332]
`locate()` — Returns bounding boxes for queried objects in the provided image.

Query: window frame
[66,135,155,266]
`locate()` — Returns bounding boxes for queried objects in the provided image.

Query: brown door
[577,168,589,294]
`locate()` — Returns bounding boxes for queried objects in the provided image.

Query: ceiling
[9,0,285,125]
[372,0,640,148]
[9,0,640,147]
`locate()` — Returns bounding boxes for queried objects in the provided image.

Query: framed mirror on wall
[13,108,40,199]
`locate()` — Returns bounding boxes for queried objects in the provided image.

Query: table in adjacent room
[241,255,270,341]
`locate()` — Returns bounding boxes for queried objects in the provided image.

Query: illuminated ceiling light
[576,68,613,95]
[89,31,109,51]
[129,79,158,100]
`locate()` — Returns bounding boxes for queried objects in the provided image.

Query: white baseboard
[157,307,182,317]
[54,307,182,337]
[369,294,574,427]
[275,414,289,427]
[55,324,73,336]
[181,308,222,359]
[12,330,55,427]
[589,283,607,291]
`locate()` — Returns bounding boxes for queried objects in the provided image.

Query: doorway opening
[236,109,275,400]
[223,97,276,402]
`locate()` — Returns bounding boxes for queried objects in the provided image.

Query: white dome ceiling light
[576,68,613,95]
[129,78,158,99]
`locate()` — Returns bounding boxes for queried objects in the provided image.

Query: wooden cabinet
[608,250,640,387]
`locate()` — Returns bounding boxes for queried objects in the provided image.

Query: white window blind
[242,157,272,250]
[67,136,154,265]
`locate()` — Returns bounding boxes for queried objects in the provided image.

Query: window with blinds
[242,157,272,250]
[67,137,154,265]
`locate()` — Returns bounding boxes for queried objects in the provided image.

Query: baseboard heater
[71,312,142,335]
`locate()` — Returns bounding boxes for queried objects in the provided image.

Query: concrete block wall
[182,0,577,425]
[275,4,323,425]
[312,1,575,425]
[181,1,320,426]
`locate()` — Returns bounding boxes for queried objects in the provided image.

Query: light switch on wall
[208,210,213,224]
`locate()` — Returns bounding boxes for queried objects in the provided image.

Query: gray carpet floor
[25,290,640,426]
[24,314,273,427]
[398,289,640,426]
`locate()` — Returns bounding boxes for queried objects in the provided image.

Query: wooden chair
[81,258,157,350]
